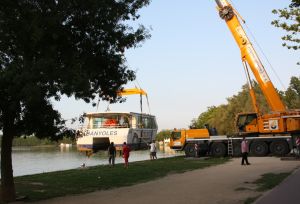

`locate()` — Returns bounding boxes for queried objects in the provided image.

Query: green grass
[14,156,229,202]
[243,172,292,204]
[235,187,250,191]
[244,195,262,204]
[253,172,291,192]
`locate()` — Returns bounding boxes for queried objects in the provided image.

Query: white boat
[76,88,158,152]
[76,111,158,152]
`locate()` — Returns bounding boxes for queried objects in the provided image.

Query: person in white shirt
[149,140,157,160]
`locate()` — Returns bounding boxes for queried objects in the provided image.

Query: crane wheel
[233,142,242,156]
[184,143,196,157]
[210,142,226,157]
[250,141,268,156]
[270,140,289,156]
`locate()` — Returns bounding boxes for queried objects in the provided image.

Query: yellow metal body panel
[117,88,147,96]
[257,117,284,134]
[240,111,300,134]
[169,129,210,150]
[244,124,258,133]
[184,129,210,139]
[287,118,300,132]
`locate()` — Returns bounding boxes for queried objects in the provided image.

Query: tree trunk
[0,115,16,202]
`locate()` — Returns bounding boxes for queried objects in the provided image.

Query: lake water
[4,144,182,177]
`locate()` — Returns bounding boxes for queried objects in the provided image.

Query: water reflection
[6,143,183,177]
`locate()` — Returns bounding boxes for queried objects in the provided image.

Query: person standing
[194,143,199,157]
[149,140,157,160]
[108,142,116,167]
[241,136,250,165]
[296,137,300,157]
[122,142,131,168]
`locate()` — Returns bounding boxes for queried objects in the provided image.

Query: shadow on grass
[244,195,262,204]
[243,172,292,204]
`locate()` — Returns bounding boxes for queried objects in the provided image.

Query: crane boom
[215,0,286,112]
[117,88,150,114]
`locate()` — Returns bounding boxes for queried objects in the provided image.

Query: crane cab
[236,113,258,134]
[236,112,300,135]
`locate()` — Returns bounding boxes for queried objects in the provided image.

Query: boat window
[137,115,143,128]
[150,117,157,129]
[151,117,157,129]
[119,115,130,128]
[138,116,157,129]
[89,114,131,128]
[89,114,156,129]
[93,117,105,128]
[145,117,157,129]
[131,115,137,128]
[143,117,151,128]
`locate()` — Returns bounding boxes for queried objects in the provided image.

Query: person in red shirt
[122,142,131,168]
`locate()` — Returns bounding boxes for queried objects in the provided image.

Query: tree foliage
[191,77,299,135]
[272,0,300,63]
[0,0,151,201]
[190,106,219,129]
[283,76,300,108]
[190,82,277,135]
[156,129,172,141]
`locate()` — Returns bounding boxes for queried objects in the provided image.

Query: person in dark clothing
[108,142,116,167]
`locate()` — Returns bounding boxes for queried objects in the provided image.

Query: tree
[190,82,269,135]
[272,0,300,63]
[156,129,172,141]
[284,76,300,108]
[0,0,150,201]
[190,106,218,129]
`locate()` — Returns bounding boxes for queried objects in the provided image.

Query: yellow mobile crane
[169,0,300,157]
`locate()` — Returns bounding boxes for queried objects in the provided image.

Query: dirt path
[29,157,300,204]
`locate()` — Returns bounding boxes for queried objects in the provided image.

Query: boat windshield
[88,113,131,128]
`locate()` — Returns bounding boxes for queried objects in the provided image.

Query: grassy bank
[243,172,292,204]
[14,156,229,202]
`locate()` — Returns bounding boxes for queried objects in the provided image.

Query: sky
[54,0,299,131]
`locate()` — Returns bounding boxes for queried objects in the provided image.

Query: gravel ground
[17,157,300,204]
